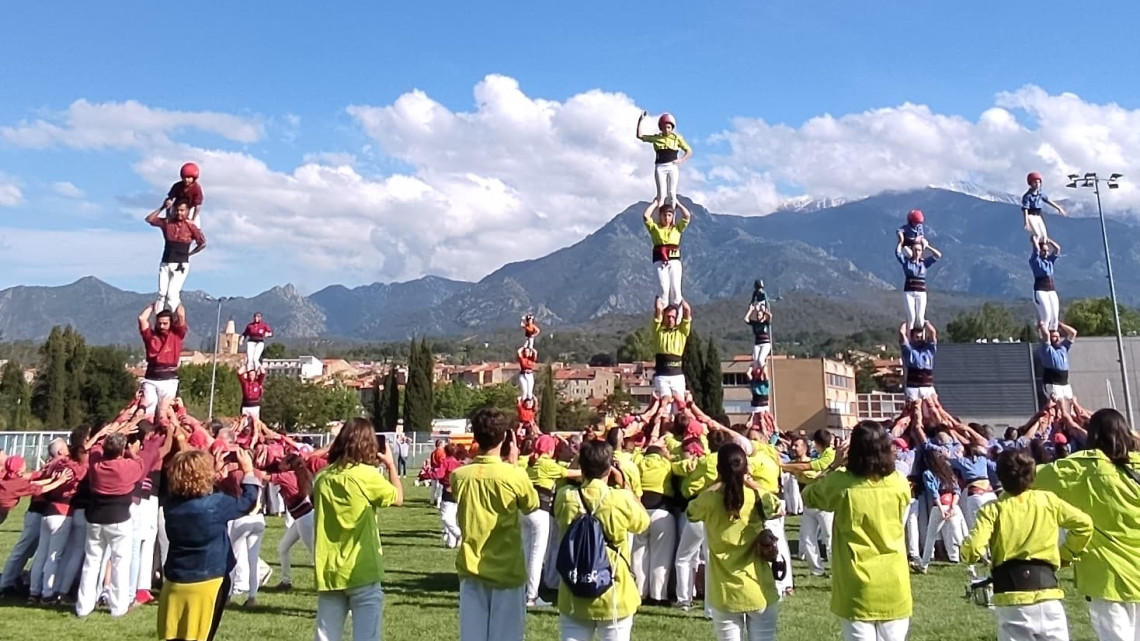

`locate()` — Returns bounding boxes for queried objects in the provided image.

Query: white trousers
[655,259,683,307]
[315,581,384,641]
[430,480,443,508]
[995,600,1069,641]
[783,474,803,515]
[632,507,676,601]
[1033,290,1061,331]
[524,335,536,350]
[903,499,921,560]
[141,377,180,417]
[0,511,41,588]
[518,372,535,400]
[920,505,967,566]
[561,614,634,641]
[440,501,461,549]
[459,578,526,641]
[840,618,910,641]
[246,340,266,370]
[29,513,72,597]
[751,343,771,365]
[654,161,680,205]
[711,604,780,641]
[229,513,266,598]
[521,509,551,601]
[1027,215,1049,243]
[278,510,315,584]
[962,491,997,532]
[801,507,834,575]
[58,508,87,595]
[157,262,190,312]
[675,512,706,604]
[764,511,794,594]
[654,375,687,403]
[904,291,927,329]
[1088,599,1140,641]
[76,520,133,617]
[131,495,159,593]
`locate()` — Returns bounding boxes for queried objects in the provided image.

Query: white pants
[229,513,266,599]
[751,343,771,365]
[459,578,526,641]
[962,491,998,532]
[1027,214,1049,243]
[632,507,676,601]
[131,495,159,593]
[995,600,1069,641]
[521,509,551,601]
[157,261,190,312]
[246,340,266,369]
[58,508,87,595]
[1046,384,1074,401]
[801,507,834,575]
[654,374,687,404]
[440,501,461,549]
[1088,599,1140,641]
[920,505,967,566]
[242,405,262,421]
[76,520,133,617]
[561,614,634,641]
[29,513,72,598]
[430,480,443,508]
[278,510,315,584]
[903,499,921,560]
[711,605,780,641]
[904,291,927,329]
[0,511,41,588]
[654,161,680,204]
[518,372,535,400]
[141,377,180,417]
[315,582,384,641]
[840,618,910,641]
[1035,290,1061,331]
[655,259,683,307]
[764,511,794,595]
[904,386,936,402]
[524,335,536,350]
[675,512,706,604]
[783,474,803,515]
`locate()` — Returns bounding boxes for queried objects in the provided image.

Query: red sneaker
[134,590,155,606]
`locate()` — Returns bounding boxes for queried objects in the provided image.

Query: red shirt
[88,437,162,497]
[517,354,536,372]
[430,448,446,467]
[42,458,86,516]
[243,321,272,341]
[269,470,313,519]
[240,373,266,405]
[523,321,539,337]
[168,180,204,208]
[141,322,187,379]
[0,477,41,511]
[306,455,329,475]
[436,457,462,489]
[517,400,536,424]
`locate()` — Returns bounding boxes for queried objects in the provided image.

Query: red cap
[907,209,924,225]
[1027,171,1043,186]
[180,162,200,179]
[892,437,909,451]
[658,113,676,130]
[1052,432,1068,445]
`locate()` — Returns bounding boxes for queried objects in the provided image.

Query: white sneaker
[527,597,553,608]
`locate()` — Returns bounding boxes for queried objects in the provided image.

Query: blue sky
[2,1,1139,296]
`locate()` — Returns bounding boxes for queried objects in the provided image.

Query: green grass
[0,486,1097,640]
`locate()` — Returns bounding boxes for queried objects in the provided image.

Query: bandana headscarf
[3,455,26,479]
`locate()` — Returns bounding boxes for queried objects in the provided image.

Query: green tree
[62,327,88,427]
[32,326,74,428]
[598,380,637,418]
[382,369,401,431]
[701,338,724,417]
[555,398,597,433]
[177,363,243,418]
[261,377,361,431]
[263,342,288,359]
[0,360,31,430]
[851,355,881,394]
[403,338,434,432]
[371,374,384,422]
[434,379,479,418]
[469,383,521,419]
[945,303,1021,343]
[81,347,137,426]
[616,325,655,363]
[1064,298,1140,337]
[538,364,557,433]
[682,331,705,408]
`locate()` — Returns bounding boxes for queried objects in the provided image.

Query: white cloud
[0,174,22,207]
[0,99,262,150]
[51,181,85,198]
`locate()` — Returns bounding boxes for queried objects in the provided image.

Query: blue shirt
[899,222,925,241]
[896,250,937,280]
[1030,251,1058,278]
[902,340,936,370]
[1037,340,1072,372]
[162,476,260,583]
[749,378,770,397]
[951,454,990,485]
[1022,189,1052,211]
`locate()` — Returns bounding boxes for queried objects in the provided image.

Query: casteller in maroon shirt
[141,319,187,381]
[242,320,272,342]
[240,372,266,407]
[167,180,204,210]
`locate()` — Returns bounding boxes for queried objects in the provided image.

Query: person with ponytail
[802,422,913,641]
[687,442,782,641]
[1034,408,1140,641]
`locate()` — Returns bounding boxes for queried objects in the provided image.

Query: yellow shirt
[554,479,650,621]
[1034,450,1140,602]
[638,131,691,153]
[638,453,674,497]
[687,487,781,613]
[653,317,691,357]
[451,454,540,588]
[810,447,837,472]
[313,463,399,591]
[802,470,913,622]
[644,217,689,247]
[528,455,569,492]
[748,443,782,494]
[961,489,1092,606]
[682,453,719,499]
[614,451,643,498]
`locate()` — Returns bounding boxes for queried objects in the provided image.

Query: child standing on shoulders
[1022,171,1067,243]
[165,162,204,227]
[522,315,540,350]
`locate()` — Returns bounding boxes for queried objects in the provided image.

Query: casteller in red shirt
[167,180,204,211]
[517,350,537,372]
[517,398,537,424]
[240,372,266,407]
[242,318,273,342]
[140,308,187,381]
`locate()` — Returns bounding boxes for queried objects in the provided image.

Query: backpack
[557,486,618,598]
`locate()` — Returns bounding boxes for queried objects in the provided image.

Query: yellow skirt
[157,576,228,641]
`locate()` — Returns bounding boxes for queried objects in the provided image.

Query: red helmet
[180,162,200,179]
[658,113,676,130]
[1026,171,1043,186]
[907,209,924,225]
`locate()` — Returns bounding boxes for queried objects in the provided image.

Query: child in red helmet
[897,209,926,247]
[164,162,204,228]
[1022,171,1066,243]
[636,111,691,205]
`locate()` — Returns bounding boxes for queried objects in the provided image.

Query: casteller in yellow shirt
[313,462,399,592]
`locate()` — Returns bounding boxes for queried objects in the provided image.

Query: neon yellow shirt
[1034,450,1140,602]
[554,480,650,621]
[644,217,688,247]
[682,453,719,499]
[687,487,781,613]
[748,443,782,494]
[451,454,540,588]
[638,453,674,496]
[614,450,643,498]
[653,317,691,357]
[961,489,1092,606]
[810,447,837,472]
[527,455,569,492]
[802,470,913,622]
[313,463,399,591]
[638,131,691,153]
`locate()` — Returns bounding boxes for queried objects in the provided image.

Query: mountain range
[0,187,1135,346]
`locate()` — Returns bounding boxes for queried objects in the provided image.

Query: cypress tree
[538,363,557,433]
[419,338,435,427]
[0,360,30,430]
[63,327,89,426]
[383,368,401,431]
[32,326,68,428]
[371,371,385,423]
[402,338,419,430]
[682,330,705,409]
[701,338,725,417]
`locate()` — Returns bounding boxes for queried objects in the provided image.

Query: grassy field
[0,485,1097,640]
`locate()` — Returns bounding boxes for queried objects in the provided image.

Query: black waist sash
[992,559,1058,594]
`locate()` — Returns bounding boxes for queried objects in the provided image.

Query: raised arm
[654,296,666,322]
[1047,238,1061,255]
[636,110,647,140]
[174,303,187,328]
[898,322,909,346]
[144,206,165,227]
[1058,321,1077,341]
[681,300,692,320]
[643,198,659,223]
[926,244,942,259]
[675,201,692,223]
[924,320,937,343]
[138,305,153,334]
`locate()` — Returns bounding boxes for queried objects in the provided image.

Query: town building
[553,367,619,402]
[722,355,858,434]
[263,356,325,380]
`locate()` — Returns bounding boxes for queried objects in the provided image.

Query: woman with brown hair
[157,447,260,641]
[313,417,403,641]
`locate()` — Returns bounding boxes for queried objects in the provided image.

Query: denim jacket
[162,475,259,583]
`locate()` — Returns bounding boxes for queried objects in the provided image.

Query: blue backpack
[556,487,618,598]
